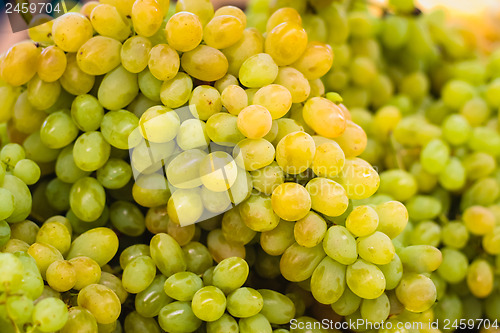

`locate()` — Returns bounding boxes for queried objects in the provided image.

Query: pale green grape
[55,144,91,183]
[60,53,95,96]
[2,175,32,223]
[96,158,132,189]
[212,257,249,294]
[99,271,128,304]
[69,177,106,222]
[378,253,403,291]
[399,245,442,273]
[98,66,139,111]
[310,256,346,304]
[121,36,152,73]
[67,227,118,267]
[260,220,295,256]
[437,247,468,284]
[131,0,163,37]
[441,221,469,249]
[239,53,278,88]
[395,273,437,313]
[124,311,162,333]
[409,220,441,247]
[36,221,71,255]
[207,313,239,333]
[181,45,228,82]
[0,253,24,292]
[192,286,227,322]
[280,243,325,282]
[73,132,111,172]
[150,233,186,277]
[40,111,79,149]
[331,287,361,316]
[294,212,327,248]
[378,170,417,202]
[77,36,122,76]
[32,297,68,332]
[120,244,150,269]
[238,192,280,232]
[60,306,98,333]
[101,109,139,149]
[46,260,76,292]
[375,201,409,239]
[158,301,202,333]
[110,201,145,237]
[27,75,61,110]
[360,293,390,323]
[52,13,93,52]
[164,271,203,301]
[135,274,171,317]
[71,94,104,132]
[161,72,193,109]
[122,255,156,294]
[323,225,357,265]
[78,284,121,324]
[346,259,386,300]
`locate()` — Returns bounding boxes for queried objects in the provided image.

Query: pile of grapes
[0,0,497,332]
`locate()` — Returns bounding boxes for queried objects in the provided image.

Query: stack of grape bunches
[249,0,500,331]
[0,0,492,332]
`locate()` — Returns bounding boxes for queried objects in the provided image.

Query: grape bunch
[247,0,500,331]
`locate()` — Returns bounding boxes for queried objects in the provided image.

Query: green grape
[485,293,500,320]
[109,200,145,236]
[346,259,386,300]
[460,97,490,126]
[46,260,76,292]
[201,186,231,214]
[176,119,210,151]
[280,243,325,282]
[239,314,273,333]
[120,244,150,269]
[138,69,162,102]
[167,188,204,226]
[131,140,175,175]
[257,289,295,325]
[322,225,357,265]
[73,132,111,172]
[132,173,171,207]
[90,4,131,41]
[378,253,403,290]
[32,297,69,332]
[13,90,47,135]
[160,76,194,112]
[182,242,213,275]
[238,192,280,232]
[27,75,61,110]
[437,247,468,283]
[158,301,202,333]
[135,274,171,317]
[99,271,128,304]
[0,220,10,247]
[357,231,395,265]
[9,220,38,245]
[226,287,263,318]
[122,255,156,294]
[212,257,249,294]
[78,284,121,324]
[55,144,91,183]
[206,113,245,146]
[96,158,132,190]
[260,220,295,256]
[361,293,390,324]
[331,287,361,316]
[131,0,163,37]
[2,175,32,223]
[67,227,118,267]
[310,256,346,304]
[60,53,95,96]
[222,85,248,116]
[98,65,139,110]
[101,109,139,149]
[0,188,14,220]
[166,149,206,189]
[441,79,476,110]
[420,139,450,175]
[189,85,222,121]
[192,286,227,322]
[239,53,279,88]
[409,220,441,247]
[60,306,98,333]
[164,272,203,301]
[405,195,441,222]
[468,126,500,155]
[399,245,442,273]
[69,177,106,222]
[294,211,327,248]
[2,239,30,253]
[77,36,122,76]
[223,27,264,76]
[1,143,26,169]
[40,111,79,149]
[36,221,71,255]
[483,226,500,255]
[441,221,469,249]
[251,162,285,195]
[181,45,228,82]
[396,273,437,313]
[121,36,152,73]
[486,77,500,107]
[0,253,24,292]
[150,233,186,277]
[124,311,162,333]
[207,313,239,333]
[70,94,104,132]
[221,208,256,245]
[378,170,417,202]
[463,152,496,180]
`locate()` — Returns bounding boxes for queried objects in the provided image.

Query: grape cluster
[248,0,500,331]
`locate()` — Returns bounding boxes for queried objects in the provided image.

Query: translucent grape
[181,45,229,82]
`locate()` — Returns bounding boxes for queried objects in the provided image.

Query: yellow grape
[0,84,20,123]
[253,84,293,120]
[181,45,228,82]
[204,15,245,49]
[311,138,345,178]
[68,256,101,290]
[271,182,311,221]
[306,177,349,217]
[160,72,193,109]
[271,118,304,146]
[265,22,308,66]
[46,260,77,292]
[139,105,180,143]
[80,1,100,18]
[221,85,248,115]
[121,36,152,74]
[251,162,285,196]
[78,284,121,324]
[276,131,315,174]
[165,12,203,52]
[207,229,246,263]
[175,0,215,26]
[294,211,327,248]
[291,42,334,80]
[77,36,122,76]
[238,193,280,232]
[237,105,273,139]
[0,41,40,86]
[131,0,164,37]
[189,85,222,120]
[274,66,310,103]
[463,206,495,236]
[336,158,380,200]
[52,13,93,52]
[148,44,180,81]
[345,205,379,237]
[27,15,54,44]
[99,0,135,16]
[37,45,67,82]
[233,138,275,171]
[214,74,239,93]
[266,7,302,33]
[303,97,347,138]
[167,189,204,226]
[214,6,247,26]
[60,54,95,96]
[90,4,131,41]
[13,91,47,134]
[334,120,367,157]
[199,152,239,192]
[27,75,61,111]
[222,28,264,77]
